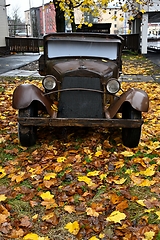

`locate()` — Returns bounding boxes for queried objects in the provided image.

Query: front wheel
[122,103,142,148]
[18,102,37,147]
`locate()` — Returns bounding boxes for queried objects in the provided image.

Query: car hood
[46,57,118,78]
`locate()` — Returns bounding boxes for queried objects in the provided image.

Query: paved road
[146,51,160,67]
[0,53,40,74]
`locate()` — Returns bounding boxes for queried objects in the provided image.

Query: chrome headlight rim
[106,78,121,94]
[42,75,57,90]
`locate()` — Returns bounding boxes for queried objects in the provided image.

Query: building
[8,17,26,37]
[0,0,9,49]
[148,22,160,37]
[74,5,125,34]
[25,2,56,37]
[25,10,32,36]
[39,2,56,35]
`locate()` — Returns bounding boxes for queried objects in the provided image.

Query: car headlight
[106,78,120,94]
[42,75,57,90]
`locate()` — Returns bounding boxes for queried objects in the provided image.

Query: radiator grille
[58,77,103,118]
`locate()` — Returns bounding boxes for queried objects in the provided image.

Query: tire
[122,102,142,148]
[18,102,37,147]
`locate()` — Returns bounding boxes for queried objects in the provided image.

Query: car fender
[105,88,149,118]
[12,84,55,117]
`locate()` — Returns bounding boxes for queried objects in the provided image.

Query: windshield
[47,39,119,60]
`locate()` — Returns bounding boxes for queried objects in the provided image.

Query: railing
[5,37,43,53]
[5,34,140,54]
[121,34,140,52]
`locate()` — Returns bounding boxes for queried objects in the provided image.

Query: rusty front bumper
[18,117,143,128]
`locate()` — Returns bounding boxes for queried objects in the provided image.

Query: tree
[8,6,25,36]
[53,0,157,32]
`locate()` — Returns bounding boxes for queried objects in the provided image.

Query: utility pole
[29,0,33,36]
[42,0,46,35]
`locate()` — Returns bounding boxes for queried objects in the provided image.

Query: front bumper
[18,117,143,128]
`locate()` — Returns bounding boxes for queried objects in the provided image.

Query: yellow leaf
[95,151,102,157]
[140,9,146,14]
[139,179,156,187]
[64,221,80,235]
[139,165,155,177]
[32,214,38,220]
[42,212,55,221]
[99,233,105,238]
[100,173,107,180]
[87,171,100,177]
[136,200,146,207]
[113,178,127,185]
[0,195,7,202]
[86,207,99,217]
[144,209,154,213]
[155,211,160,220]
[114,160,124,169]
[119,17,124,21]
[129,16,134,21]
[40,191,54,200]
[121,151,134,157]
[88,23,93,27]
[127,29,131,34]
[83,147,91,154]
[23,233,49,240]
[89,237,99,240]
[43,173,57,180]
[57,157,66,162]
[106,211,126,224]
[64,205,76,213]
[143,231,155,240]
[112,15,117,20]
[23,233,39,240]
[125,169,133,175]
[78,176,94,186]
[96,145,102,151]
[0,166,6,179]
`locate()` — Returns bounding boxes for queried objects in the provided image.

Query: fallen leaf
[89,237,99,240]
[78,176,94,187]
[136,200,146,207]
[155,211,160,220]
[0,194,7,202]
[87,171,100,177]
[0,166,6,179]
[86,207,99,217]
[64,221,80,235]
[64,205,76,213]
[57,157,66,162]
[40,191,54,200]
[43,172,57,180]
[143,231,155,240]
[106,210,126,224]
[113,178,127,185]
[121,151,134,157]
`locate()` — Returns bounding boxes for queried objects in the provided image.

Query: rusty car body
[12,33,149,147]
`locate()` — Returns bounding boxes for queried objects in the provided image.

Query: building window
[114,24,117,28]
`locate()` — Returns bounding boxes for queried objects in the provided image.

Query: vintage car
[12,33,149,147]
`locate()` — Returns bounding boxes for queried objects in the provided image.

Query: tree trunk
[53,0,65,32]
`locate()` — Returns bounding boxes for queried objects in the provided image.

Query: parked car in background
[12,33,149,147]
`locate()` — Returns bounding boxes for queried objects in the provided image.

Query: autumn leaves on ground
[0,54,160,240]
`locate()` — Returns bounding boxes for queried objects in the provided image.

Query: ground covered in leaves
[122,53,160,75]
[0,77,160,240]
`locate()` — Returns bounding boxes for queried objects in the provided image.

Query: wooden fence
[121,34,140,52]
[5,34,140,54]
[5,37,43,53]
